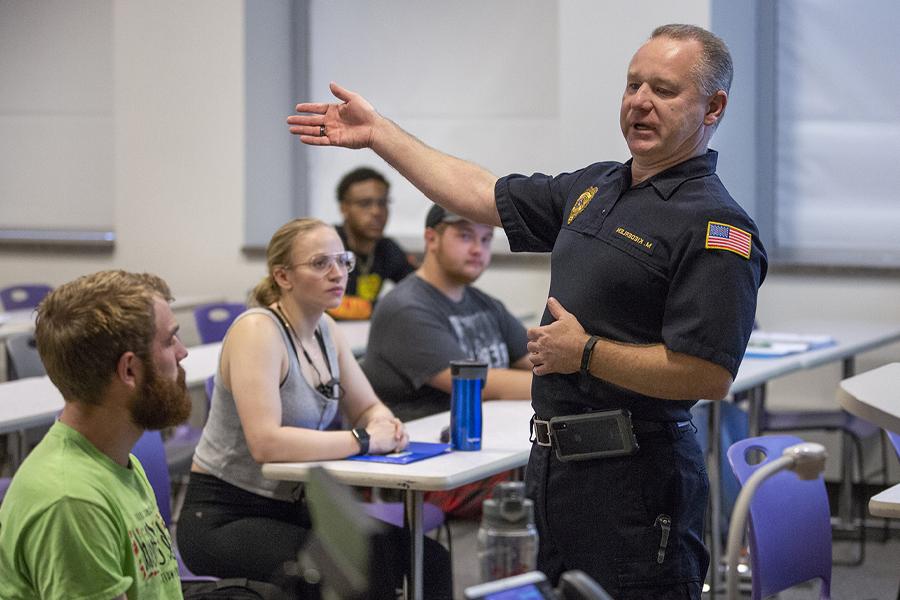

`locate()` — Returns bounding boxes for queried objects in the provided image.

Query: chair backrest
[204,375,215,405]
[0,284,52,311]
[727,435,832,600]
[5,333,46,380]
[130,431,219,582]
[886,429,900,461]
[362,502,445,534]
[0,477,11,505]
[193,302,246,344]
[131,430,173,526]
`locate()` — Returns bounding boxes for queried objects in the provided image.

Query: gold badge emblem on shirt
[568,186,598,224]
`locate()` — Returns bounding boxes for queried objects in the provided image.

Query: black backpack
[181,578,289,600]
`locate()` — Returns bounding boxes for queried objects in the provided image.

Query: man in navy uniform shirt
[288,24,766,600]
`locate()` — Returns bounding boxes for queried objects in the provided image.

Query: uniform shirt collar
[625,149,719,201]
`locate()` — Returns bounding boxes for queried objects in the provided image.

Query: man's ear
[423,227,439,254]
[116,351,141,390]
[704,90,727,126]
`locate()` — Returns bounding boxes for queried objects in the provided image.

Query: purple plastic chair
[164,376,215,473]
[159,378,214,523]
[762,406,878,564]
[727,435,832,600]
[0,284,52,311]
[362,502,447,536]
[193,302,246,344]
[886,429,900,460]
[0,477,11,504]
[5,333,45,380]
[133,431,174,524]
[132,430,216,580]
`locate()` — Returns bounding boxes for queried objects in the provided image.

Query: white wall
[1,0,262,305]
[305,0,711,248]
[0,0,114,230]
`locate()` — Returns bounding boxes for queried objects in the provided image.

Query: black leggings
[177,472,452,599]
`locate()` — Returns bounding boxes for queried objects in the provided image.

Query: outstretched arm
[526,298,733,401]
[287,82,501,226]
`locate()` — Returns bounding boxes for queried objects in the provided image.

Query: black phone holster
[530,409,639,462]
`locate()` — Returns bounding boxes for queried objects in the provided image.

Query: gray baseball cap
[425,204,467,228]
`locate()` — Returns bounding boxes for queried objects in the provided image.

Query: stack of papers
[745,331,836,358]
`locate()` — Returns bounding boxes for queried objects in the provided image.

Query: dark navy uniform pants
[526,422,709,600]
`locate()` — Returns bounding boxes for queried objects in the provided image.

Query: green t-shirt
[0,421,183,600]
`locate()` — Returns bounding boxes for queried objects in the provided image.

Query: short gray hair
[651,24,733,96]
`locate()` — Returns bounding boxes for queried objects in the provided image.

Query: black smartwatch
[351,427,370,455]
[581,335,601,377]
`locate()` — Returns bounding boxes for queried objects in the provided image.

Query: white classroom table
[868,484,900,519]
[179,343,222,387]
[0,309,35,343]
[0,377,64,436]
[836,362,900,434]
[836,362,900,519]
[262,400,533,600]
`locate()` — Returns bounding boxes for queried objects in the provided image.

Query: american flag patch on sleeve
[705,221,751,259]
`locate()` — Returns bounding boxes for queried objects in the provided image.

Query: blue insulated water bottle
[450,360,487,451]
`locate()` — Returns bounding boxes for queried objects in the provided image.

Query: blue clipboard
[348,441,452,465]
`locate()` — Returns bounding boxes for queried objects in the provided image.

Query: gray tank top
[192,307,341,501]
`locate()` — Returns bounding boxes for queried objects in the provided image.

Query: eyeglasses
[286,251,356,274]
[344,197,391,210]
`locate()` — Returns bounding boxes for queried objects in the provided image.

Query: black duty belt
[530,414,692,448]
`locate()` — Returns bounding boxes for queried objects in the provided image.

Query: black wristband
[351,427,370,455]
[580,335,601,377]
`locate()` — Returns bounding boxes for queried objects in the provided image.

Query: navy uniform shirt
[496,150,767,422]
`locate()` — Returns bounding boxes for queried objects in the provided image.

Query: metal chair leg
[834,432,865,566]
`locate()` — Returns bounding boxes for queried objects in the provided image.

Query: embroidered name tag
[615,226,655,255]
[705,221,751,259]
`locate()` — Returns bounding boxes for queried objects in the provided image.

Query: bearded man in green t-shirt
[0,270,191,600]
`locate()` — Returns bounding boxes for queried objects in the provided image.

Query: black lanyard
[268,306,338,398]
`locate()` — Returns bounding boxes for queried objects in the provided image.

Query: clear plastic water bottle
[477,481,539,582]
[450,360,487,451]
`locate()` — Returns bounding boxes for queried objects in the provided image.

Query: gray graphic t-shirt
[362,274,528,420]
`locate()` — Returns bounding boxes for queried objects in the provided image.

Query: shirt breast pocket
[601,226,668,280]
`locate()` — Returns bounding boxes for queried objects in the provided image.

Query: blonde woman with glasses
[177,218,452,597]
